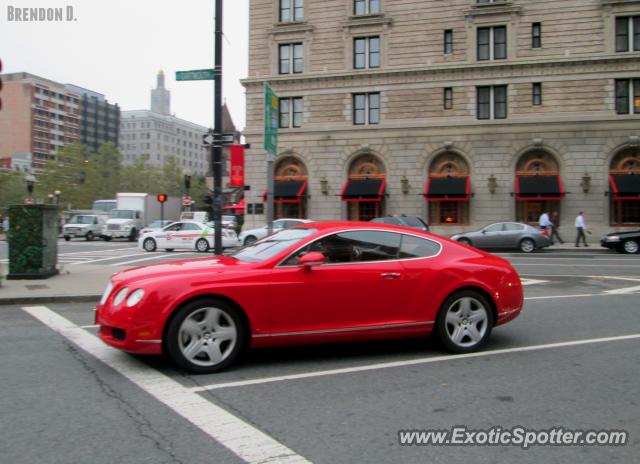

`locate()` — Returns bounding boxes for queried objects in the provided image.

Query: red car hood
[112,256,256,285]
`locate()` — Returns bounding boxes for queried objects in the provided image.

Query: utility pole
[212,0,223,255]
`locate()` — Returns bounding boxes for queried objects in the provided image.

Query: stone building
[241,0,640,236]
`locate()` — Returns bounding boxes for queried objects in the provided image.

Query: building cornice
[241,55,640,90]
[464,2,520,18]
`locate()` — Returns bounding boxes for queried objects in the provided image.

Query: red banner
[230,144,244,187]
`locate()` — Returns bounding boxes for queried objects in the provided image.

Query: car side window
[333,231,401,262]
[504,223,525,231]
[384,218,402,225]
[183,223,201,231]
[165,223,183,232]
[399,235,441,259]
[484,224,504,233]
[273,220,287,229]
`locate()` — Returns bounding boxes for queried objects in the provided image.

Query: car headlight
[126,289,145,307]
[113,287,129,306]
[606,236,621,242]
[100,281,114,305]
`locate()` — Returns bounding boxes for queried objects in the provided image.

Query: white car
[139,221,239,252]
[138,220,175,238]
[62,215,106,241]
[238,218,314,246]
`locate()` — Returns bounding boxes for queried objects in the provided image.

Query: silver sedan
[450,222,551,253]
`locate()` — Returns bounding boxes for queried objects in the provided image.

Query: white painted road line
[520,278,550,286]
[22,306,312,464]
[604,285,640,294]
[113,253,201,266]
[190,333,640,393]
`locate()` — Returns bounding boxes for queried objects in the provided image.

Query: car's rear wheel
[64,236,71,241]
[166,298,245,374]
[519,238,535,253]
[143,238,157,252]
[623,239,639,254]
[435,290,493,354]
[86,231,93,241]
[103,236,112,242]
[457,238,471,247]
[196,238,210,252]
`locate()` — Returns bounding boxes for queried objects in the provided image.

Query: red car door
[268,231,413,336]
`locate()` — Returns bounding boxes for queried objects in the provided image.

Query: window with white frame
[280,0,303,22]
[615,79,640,114]
[477,86,507,119]
[615,16,640,52]
[354,0,379,15]
[279,43,303,74]
[353,93,380,125]
[354,37,380,69]
[477,26,506,60]
[279,97,303,128]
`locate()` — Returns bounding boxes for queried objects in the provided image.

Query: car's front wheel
[165,299,245,374]
[623,239,639,254]
[519,238,535,253]
[64,235,71,241]
[435,290,493,354]
[86,231,93,241]
[143,238,157,252]
[196,238,210,252]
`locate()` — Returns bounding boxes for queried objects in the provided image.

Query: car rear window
[399,235,441,258]
[229,228,318,262]
[402,217,427,228]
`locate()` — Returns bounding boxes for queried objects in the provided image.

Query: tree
[0,171,30,215]
[120,158,160,193]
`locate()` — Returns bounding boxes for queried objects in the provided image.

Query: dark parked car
[601,230,640,254]
[450,222,551,253]
[371,215,429,232]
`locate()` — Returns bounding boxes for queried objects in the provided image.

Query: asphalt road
[1,252,639,463]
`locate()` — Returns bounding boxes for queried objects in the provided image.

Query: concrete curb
[0,294,102,306]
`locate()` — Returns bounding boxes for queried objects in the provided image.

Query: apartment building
[241,0,640,235]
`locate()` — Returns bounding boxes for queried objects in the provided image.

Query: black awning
[516,176,564,200]
[341,179,385,201]
[263,180,307,203]
[424,177,470,201]
[610,175,640,199]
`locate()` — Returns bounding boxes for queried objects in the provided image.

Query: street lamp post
[48,194,54,204]
[183,168,192,212]
[25,174,36,200]
[54,190,61,205]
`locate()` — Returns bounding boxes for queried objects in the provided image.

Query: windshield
[93,200,116,212]
[110,210,134,219]
[403,217,427,228]
[69,216,94,224]
[147,221,165,228]
[229,227,317,262]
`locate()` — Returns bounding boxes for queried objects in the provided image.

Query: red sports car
[96,221,523,374]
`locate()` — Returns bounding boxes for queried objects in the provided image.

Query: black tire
[86,231,93,241]
[128,228,137,242]
[143,238,157,252]
[165,249,174,252]
[623,239,639,254]
[457,238,471,247]
[196,238,210,252]
[64,236,71,241]
[519,238,535,253]
[103,236,112,242]
[435,290,494,354]
[244,235,257,246]
[165,298,245,374]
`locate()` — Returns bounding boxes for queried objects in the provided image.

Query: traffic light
[157,194,167,203]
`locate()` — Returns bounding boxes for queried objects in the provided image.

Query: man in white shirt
[575,212,589,247]
[539,211,553,244]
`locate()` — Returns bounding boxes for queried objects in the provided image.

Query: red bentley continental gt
[96,222,524,374]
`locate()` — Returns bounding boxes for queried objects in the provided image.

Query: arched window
[425,153,470,225]
[515,151,564,225]
[268,156,308,219]
[342,155,386,221]
[609,149,640,226]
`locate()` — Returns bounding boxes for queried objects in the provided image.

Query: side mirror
[481,230,486,234]
[299,252,325,272]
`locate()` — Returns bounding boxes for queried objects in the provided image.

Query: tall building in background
[242,0,640,234]
[65,84,120,155]
[0,72,120,172]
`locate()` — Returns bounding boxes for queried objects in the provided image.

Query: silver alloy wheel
[244,235,257,245]
[143,238,156,252]
[177,307,238,367]
[443,297,489,348]
[623,239,639,254]
[196,238,209,252]
[520,238,535,253]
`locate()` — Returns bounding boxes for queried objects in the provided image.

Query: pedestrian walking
[575,212,589,247]
[539,210,553,244]
[550,211,564,244]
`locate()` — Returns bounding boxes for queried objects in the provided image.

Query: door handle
[381,273,401,279]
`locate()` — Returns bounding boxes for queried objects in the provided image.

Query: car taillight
[541,231,549,236]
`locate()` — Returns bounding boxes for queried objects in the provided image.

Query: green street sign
[176,69,214,81]
[264,82,278,156]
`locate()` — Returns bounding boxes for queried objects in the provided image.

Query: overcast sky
[1,0,249,130]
